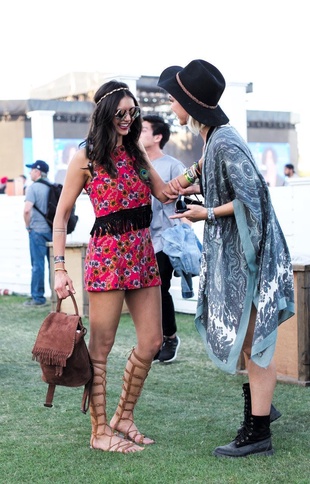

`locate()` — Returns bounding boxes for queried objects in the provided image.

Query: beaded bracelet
[207,207,216,225]
[54,268,68,273]
[54,255,65,264]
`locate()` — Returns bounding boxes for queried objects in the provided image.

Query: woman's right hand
[177,183,201,196]
[163,178,201,203]
[54,271,75,299]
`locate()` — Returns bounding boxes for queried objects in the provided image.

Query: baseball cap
[26,160,49,173]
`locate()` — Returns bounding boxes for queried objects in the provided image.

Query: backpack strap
[44,381,92,413]
[33,179,52,217]
[36,178,52,187]
[80,347,93,414]
[44,383,56,408]
[81,379,92,414]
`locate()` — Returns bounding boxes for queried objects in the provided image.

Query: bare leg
[110,348,153,444]
[88,291,143,453]
[213,306,275,457]
[247,359,277,415]
[243,306,277,416]
[110,287,162,444]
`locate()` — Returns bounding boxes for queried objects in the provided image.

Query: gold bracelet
[54,268,68,273]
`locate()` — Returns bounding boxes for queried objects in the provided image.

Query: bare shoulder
[62,148,91,193]
[66,148,90,177]
[70,147,88,168]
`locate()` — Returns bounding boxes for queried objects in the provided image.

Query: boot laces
[235,420,253,445]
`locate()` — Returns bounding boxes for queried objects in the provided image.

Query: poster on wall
[23,138,82,184]
[248,142,291,187]
[53,139,81,184]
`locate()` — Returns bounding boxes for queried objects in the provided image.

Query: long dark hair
[81,80,149,180]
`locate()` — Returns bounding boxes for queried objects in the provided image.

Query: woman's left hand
[170,204,207,222]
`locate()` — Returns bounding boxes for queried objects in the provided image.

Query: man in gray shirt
[140,115,185,363]
[23,160,52,306]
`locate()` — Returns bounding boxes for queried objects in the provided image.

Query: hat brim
[158,66,229,127]
[25,163,48,173]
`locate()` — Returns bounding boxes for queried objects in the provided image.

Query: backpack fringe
[32,347,69,368]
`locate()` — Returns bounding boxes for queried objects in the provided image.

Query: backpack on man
[33,179,78,234]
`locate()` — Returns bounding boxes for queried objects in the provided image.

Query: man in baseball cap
[23,159,52,306]
[25,160,49,173]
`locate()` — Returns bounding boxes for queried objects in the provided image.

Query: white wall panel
[0,181,309,311]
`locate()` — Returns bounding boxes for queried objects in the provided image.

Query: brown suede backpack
[32,293,93,413]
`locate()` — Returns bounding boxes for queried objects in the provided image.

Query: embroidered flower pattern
[84,146,160,291]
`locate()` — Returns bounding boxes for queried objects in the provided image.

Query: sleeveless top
[83,145,161,292]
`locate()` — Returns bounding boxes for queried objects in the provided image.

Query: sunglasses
[115,106,140,121]
[175,195,188,213]
[175,194,203,213]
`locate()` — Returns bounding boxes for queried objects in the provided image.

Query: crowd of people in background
[0,174,27,195]
[0,176,8,193]
[0,157,301,197]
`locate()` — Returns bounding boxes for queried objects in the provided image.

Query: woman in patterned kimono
[52,80,197,454]
[158,59,295,458]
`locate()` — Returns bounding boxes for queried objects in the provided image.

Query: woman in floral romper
[53,80,197,454]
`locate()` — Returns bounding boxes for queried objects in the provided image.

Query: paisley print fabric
[195,126,295,374]
[83,146,161,292]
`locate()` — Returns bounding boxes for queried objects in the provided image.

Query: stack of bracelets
[183,161,201,184]
[183,161,216,226]
[206,206,217,226]
[54,255,67,273]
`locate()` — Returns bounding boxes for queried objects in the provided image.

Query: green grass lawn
[1,295,309,484]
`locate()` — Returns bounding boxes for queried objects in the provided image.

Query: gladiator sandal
[90,359,143,453]
[110,348,154,445]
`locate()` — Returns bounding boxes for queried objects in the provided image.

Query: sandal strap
[111,348,152,444]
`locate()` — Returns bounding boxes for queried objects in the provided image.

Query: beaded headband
[96,87,129,106]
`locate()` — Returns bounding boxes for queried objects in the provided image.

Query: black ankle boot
[241,383,251,425]
[213,415,274,458]
[241,382,281,425]
[270,403,282,422]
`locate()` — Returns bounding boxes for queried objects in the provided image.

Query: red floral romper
[84,146,161,292]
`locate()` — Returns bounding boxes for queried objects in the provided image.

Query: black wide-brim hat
[158,59,229,127]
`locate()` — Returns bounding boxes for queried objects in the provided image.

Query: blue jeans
[29,230,52,303]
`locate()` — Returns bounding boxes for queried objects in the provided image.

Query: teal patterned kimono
[195,125,295,374]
